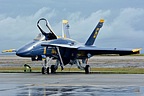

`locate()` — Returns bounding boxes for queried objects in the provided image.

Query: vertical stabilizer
[62,20,70,38]
[85,19,104,46]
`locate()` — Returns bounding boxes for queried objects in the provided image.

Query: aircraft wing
[41,42,141,55]
[2,49,16,53]
[78,46,142,56]
[41,43,78,49]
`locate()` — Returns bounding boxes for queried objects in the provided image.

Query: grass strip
[0,67,144,74]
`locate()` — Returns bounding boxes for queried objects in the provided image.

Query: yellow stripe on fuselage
[51,49,57,54]
[43,47,46,54]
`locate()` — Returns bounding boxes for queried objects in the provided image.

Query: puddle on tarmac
[1,84,143,96]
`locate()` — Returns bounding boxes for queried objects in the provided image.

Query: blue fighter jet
[40,19,141,74]
[2,18,141,74]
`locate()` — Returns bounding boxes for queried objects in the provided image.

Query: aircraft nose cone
[16,49,31,57]
[16,50,23,56]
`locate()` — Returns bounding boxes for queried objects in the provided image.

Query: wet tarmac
[0,73,144,96]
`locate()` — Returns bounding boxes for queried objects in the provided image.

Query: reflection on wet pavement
[1,73,144,96]
[0,83,144,96]
[15,85,144,96]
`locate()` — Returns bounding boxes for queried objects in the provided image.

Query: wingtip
[1,49,16,53]
[132,48,142,52]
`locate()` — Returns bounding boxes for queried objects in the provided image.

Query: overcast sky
[0,0,144,53]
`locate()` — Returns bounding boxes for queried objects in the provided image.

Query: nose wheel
[41,67,49,74]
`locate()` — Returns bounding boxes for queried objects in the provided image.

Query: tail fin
[85,19,104,46]
[62,20,70,38]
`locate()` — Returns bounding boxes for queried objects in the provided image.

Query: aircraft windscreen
[34,33,45,41]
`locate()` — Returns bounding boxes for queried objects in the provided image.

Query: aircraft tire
[47,67,49,74]
[42,67,46,74]
[85,65,90,74]
[51,65,56,74]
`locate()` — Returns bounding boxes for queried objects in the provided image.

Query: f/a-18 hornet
[3,18,141,74]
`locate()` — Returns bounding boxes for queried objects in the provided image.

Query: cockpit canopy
[37,18,57,41]
[34,33,45,41]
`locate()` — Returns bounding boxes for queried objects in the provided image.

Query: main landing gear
[41,57,91,74]
[41,57,59,74]
[51,65,56,74]
[85,65,90,74]
[75,59,91,74]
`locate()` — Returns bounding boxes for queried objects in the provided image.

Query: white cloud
[0,7,56,50]
[99,8,144,49]
[33,7,56,19]
[54,8,144,53]
[64,10,111,41]
[0,7,144,53]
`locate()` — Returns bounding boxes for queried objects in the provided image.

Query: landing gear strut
[41,57,53,74]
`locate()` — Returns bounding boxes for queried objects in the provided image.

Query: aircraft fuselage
[16,40,52,59]
[16,38,85,64]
